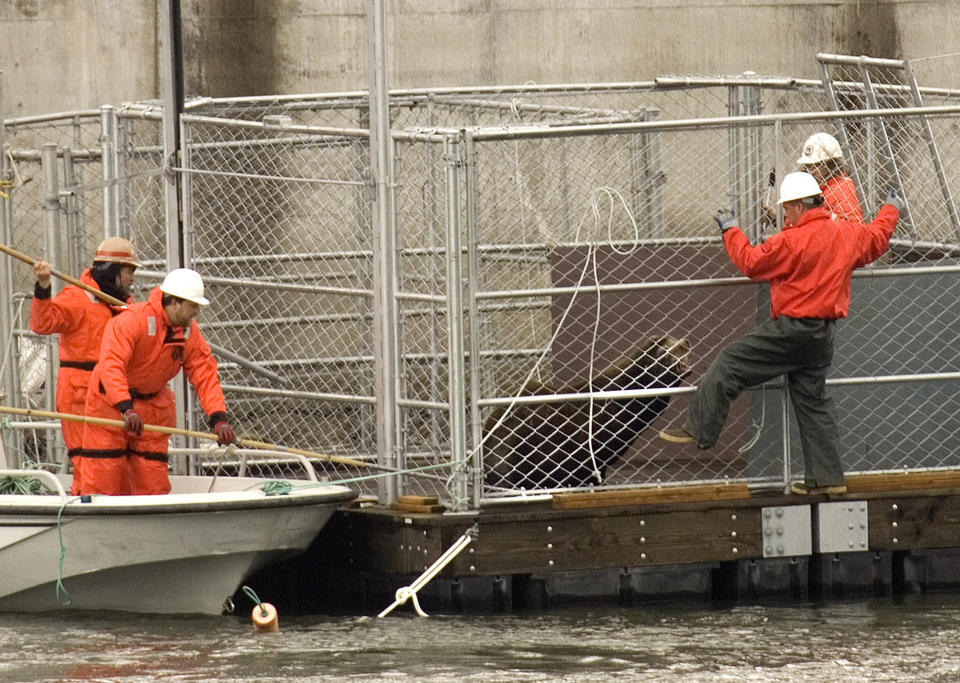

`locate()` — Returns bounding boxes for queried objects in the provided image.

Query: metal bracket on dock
[761,505,812,558]
[815,501,869,553]
[377,524,479,618]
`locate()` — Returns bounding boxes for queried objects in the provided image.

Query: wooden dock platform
[240,472,960,615]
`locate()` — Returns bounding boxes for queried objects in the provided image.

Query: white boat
[0,469,356,614]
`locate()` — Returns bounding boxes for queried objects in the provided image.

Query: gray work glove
[884,189,905,214]
[714,209,737,234]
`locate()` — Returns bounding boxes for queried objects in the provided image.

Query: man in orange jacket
[30,237,139,494]
[660,172,902,495]
[80,268,236,495]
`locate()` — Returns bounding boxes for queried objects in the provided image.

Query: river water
[2,594,958,682]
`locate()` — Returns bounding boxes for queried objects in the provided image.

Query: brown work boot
[659,427,698,445]
[790,482,847,496]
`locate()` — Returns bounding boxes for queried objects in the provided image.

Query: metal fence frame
[3,72,960,510]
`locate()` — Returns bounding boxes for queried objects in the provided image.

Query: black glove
[714,209,737,233]
[214,421,236,446]
[121,410,144,437]
[885,189,905,214]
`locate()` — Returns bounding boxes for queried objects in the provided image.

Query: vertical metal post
[100,105,119,238]
[41,145,63,293]
[771,119,783,238]
[727,85,743,218]
[41,143,65,468]
[175,115,194,469]
[62,150,82,275]
[368,0,399,503]
[115,116,129,239]
[463,131,482,508]
[179,116,194,269]
[159,0,188,463]
[781,387,792,492]
[444,135,468,510]
[742,77,762,236]
[630,109,664,239]
[0,68,17,466]
[159,0,185,269]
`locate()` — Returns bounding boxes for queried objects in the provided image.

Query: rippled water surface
[3,595,960,681]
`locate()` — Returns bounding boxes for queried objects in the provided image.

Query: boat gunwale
[0,486,357,516]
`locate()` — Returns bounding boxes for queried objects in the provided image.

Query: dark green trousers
[683,316,844,488]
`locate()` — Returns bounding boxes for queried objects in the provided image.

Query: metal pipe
[0,67,19,468]
[61,150,82,275]
[444,135,468,510]
[207,341,286,385]
[220,383,376,404]
[468,104,960,142]
[368,0,398,504]
[40,143,64,468]
[478,369,960,410]
[100,105,119,237]
[463,130,484,508]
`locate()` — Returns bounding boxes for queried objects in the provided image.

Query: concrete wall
[1,0,958,117]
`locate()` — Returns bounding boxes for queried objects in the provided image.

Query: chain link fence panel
[4,66,960,506]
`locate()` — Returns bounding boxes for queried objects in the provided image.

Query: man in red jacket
[660,172,902,495]
[30,237,139,494]
[80,268,236,495]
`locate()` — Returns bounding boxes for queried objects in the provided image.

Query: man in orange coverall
[80,268,236,495]
[30,237,139,494]
[798,132,863,222]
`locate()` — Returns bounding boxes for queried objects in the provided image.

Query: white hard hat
[797,132,843,164]
[159,268,210,306]
[778,171,823,204]
[94,236,141,268]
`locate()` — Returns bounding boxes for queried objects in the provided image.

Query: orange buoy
[251,602,279,632]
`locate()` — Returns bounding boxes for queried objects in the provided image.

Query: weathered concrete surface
[1,1,958,117]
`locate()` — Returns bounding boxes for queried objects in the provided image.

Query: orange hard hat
[94,237,141,268]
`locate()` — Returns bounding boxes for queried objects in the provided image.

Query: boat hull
[0,474,355,614]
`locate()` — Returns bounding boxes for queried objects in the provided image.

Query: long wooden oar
[0,242,127,307]
[0,405,368,468]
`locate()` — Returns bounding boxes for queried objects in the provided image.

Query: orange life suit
[821,174,863,223]
[29,269,130,494]
[80,287,228,495]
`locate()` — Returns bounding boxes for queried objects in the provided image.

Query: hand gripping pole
[377,524,479,618]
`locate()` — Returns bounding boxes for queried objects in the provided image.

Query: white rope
[581,188,641,483]
[447,186,642,501]
[737,383,766,454]
[377,524,478,618]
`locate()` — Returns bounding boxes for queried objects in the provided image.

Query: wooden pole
[0,405,368,468]
[0,242,127,307]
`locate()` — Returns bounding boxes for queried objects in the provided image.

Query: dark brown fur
[483,336,689,491]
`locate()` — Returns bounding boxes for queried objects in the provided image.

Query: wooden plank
[391,502,447,514]
[552,483,751,510]
[847,471,960,493]
[451,507,763,575]
[397,495,439,505]
[869,494,960,550]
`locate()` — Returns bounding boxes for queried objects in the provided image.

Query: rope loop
[242,585,269,617]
